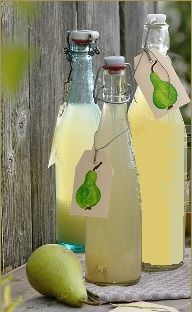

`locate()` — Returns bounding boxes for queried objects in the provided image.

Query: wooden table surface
[4,265,191,312]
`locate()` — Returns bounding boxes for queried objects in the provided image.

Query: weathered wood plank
[120,1,156,70]
[77,1,120,73]
[29,2,76,251]
[1,2,32,271]
[0,1,163,271]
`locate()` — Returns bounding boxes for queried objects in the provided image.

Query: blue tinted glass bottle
[55,30,101,252]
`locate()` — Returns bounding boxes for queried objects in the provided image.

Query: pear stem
[167,104,173,110]
[93,162,102,171]
[81,290,100,305]
[151,60,158,72]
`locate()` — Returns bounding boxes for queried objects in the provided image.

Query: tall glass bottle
[86,56,141,285]
[55,30,101,252]
[128,14,186,270]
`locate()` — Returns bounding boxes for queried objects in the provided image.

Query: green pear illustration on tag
[75,162,102,210]
[150,60,178,110]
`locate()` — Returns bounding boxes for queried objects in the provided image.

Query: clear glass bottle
[55,30,101,252]
[128,14,187,270]
[86,56,141,285]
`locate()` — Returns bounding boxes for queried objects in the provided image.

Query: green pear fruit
[26,244,87,307]
[150,61,178,110]
[76,169,101,210]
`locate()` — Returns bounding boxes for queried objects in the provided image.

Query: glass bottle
[55,30,101,252]
[86,56,141,285]
[128,14,187,270]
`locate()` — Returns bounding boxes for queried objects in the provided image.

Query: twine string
[93,126,129,163]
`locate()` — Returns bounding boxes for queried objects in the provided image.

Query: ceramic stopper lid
[104,56,125,66]
[147,14,166,24]
[71,30,99,42]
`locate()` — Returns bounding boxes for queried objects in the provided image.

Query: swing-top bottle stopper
[94,56,132,105]
[147,14,167,25]
[70,30,99,44]
[103,56,126,70]
[144,14,169,54]
[68,30,100,56]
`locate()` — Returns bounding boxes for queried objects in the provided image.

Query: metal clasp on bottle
[93,62,135,107]
[61,31,100,108]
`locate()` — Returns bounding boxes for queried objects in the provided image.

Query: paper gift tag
[112,301,178,312]
[48,103,66,168]
[134,48,190,118]
[71,150,113,218]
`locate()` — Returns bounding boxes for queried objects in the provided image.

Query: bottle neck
[96,69,129,147]
[68,44,94,105]
[98,69,128,131]
[101,102,128,122]
[96,103,128,148]
[102,68,128,103]
[142,24,170,55]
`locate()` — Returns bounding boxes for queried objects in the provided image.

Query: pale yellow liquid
[86,104,141,284]
[128,87,185,268]
[55,103,100,244]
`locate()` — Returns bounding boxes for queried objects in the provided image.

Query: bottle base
[57,241,85,253]
[85,275,141,286]
[142,261,183,272]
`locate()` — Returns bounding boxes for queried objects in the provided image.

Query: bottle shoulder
[129,87,185,126]
[64,103,100,117]
[55,103,100,136]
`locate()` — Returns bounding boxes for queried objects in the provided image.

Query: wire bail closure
[62,31,100,108]
[93,60,136,164]
[93,63,134,108]
[64,31,100,69]
[87,34,100,56]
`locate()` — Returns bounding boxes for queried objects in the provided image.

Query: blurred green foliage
[158,1,191,124]
[2,1,37,96]
[16,1,38,19]
[0,275,23,311]
[3,44,31,94]
[165,1,191,86]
